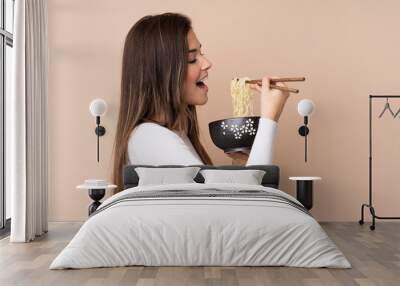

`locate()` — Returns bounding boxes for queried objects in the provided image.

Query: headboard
[123,165,280,189]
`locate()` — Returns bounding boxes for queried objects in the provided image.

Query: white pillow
[200,169,266,185]
[135,167,201,186]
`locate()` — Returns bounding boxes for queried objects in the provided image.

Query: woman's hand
[249,76,291,122]
[226,151,249,166]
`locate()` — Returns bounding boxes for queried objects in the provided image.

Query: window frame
[0,0,14,234]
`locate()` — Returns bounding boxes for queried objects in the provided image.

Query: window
[0,0,14,235]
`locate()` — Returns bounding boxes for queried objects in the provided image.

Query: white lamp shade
[297,99,315,116]
[89,99,107,117]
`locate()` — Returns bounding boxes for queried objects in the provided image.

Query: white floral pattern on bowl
[220,118,257,140]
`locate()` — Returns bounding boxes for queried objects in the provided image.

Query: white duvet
[50,183,351,269]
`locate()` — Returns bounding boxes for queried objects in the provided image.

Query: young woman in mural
[112,13,290,191]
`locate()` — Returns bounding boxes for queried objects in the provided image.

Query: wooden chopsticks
[244,77,305,94]
[245,77,305,84]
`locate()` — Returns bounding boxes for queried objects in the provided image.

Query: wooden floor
[0,222,399,286]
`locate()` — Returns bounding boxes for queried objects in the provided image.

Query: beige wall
[48,0,400,222]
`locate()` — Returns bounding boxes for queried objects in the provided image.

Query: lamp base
[95,126,106,136]
[298,126,309,137]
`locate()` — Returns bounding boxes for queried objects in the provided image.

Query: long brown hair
[112,13,213,193]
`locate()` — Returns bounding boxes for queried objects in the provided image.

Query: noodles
[230,77,254,117]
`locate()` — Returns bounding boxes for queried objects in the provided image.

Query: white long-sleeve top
[127,117,277,166]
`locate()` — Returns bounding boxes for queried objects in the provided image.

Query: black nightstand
[289,177,321,210]
[77,182,117,215]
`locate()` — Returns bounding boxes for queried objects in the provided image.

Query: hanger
[378,97,395,118]
[394,106,400,118]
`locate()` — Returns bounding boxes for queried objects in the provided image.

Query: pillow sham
[200,169,266,185]
[135,167,201,186]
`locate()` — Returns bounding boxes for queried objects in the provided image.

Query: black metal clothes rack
[359,95,400,230]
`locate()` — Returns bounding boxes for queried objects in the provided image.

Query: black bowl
[208,116,260,153]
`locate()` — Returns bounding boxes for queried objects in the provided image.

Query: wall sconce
[297,99,315,162]
[89,99,107,162]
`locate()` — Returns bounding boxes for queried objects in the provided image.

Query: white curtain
[9,0,48,242]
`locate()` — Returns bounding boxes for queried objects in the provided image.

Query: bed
[50,165,351,269]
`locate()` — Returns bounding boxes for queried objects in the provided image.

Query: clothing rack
[359,95,400,230]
